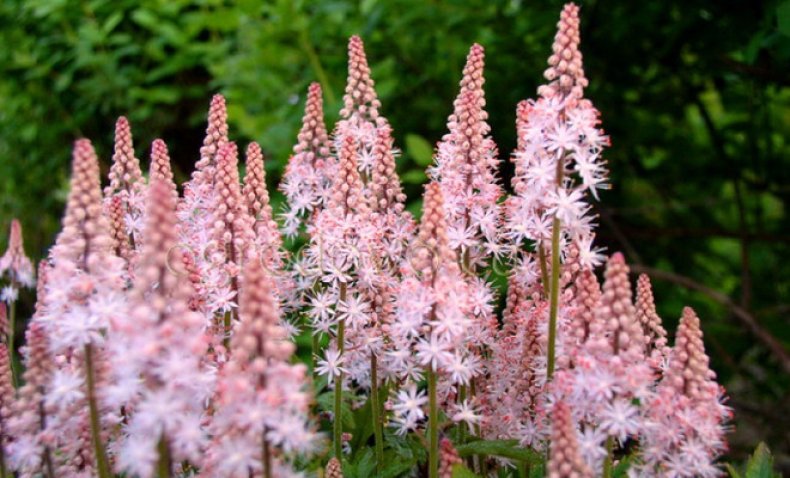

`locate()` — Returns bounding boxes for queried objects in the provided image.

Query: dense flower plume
[0,4,731,478]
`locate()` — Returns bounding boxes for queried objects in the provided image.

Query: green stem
[311,331,320,377]
[84,344,111,478]
[546,216,561,380]
[602,436,614,478]
[371,353,384,474]
[457,385,467,444]
[157,434,172,478]
[537,245,550,297]
[8,298,17,388]
[427,367,438,478]
[333,283,347,460]
[1,439,7,478]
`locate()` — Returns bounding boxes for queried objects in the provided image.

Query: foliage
[1,0,789,471]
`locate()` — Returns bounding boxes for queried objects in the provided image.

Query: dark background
[1,0,788,470]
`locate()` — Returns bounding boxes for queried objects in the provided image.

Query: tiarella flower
[0,219,35,289]
[389,183,477,428]
[633,307,731,477]
[103,117,146,248]
[203,258,316,477]
[548,401,593,478]
[504,1,609,281]
[107,180,213,477]
[149,139,179,207]
[334,35,390,179]
[242,142,297,313]
[391,384,428,434]
[430,43,503,269]
[552,254,653,472]
[0,305,13,467]
[635,273,670,370]
[38,139,127,477]
[316,348,347,384]
[280,82,335,236]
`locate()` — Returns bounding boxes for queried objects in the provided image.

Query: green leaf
[612,455,635,478]
[401,169,427,184]
[452,463,480,478]
[316,391,355,431]
[455,439,541,464]
[744,442,780,478]
[727,463,743,478]
[405,133,434,166]
[381,459,414,478]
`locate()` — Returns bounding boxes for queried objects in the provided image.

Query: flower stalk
[334,282,347,460]
[371,353,384,473]
[84,344,111,478]
[427,366,438,478]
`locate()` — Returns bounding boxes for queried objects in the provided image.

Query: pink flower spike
[539,3,588,101]
[548,401,593,478]
[0,219,35,288]
[150,138,179,206]
[280,82,334,235]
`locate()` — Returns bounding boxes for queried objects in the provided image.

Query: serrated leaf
[455,439,541,464]
[745,442,779,478]
[381,459,414,478]
[405,133,434,166]
[452,463,480,478]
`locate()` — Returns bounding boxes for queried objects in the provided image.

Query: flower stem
[333,282,347,460]
[262,430,272,478]
[537,245,550,297]
[370,353,384,474]
[311,331,320,377]
[84,344,111,478]
[156,434,172,478]
[457,384,467,444]
[546,215,561,380]
[427,367,438,478]
[602,436,614,478]
[1,441,7,478]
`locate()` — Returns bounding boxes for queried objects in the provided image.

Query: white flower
[316,348,347,384]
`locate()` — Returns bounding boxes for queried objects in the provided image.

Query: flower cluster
[0,4,732,478]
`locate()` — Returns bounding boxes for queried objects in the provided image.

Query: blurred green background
[1,0,788,470]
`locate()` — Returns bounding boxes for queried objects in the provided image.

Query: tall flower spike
[280,82,334,236]
[105,195,132,263]
[635,274,669,364]
[150,139,179,206]
[202,258,315,477]
[548,402,593,478]
[44,139,125,477]
[412,182,458,281]
[104,116,146,245]
[569,269,601,347]
[0,304,12,465]
[105,117,144,196]
[335,36,390,177]
[341,36,383,122]
[109,180,211,476]
[243,142,283,264]
[431,44,503,269]
[329,137,369,216]
[213,142,256,274]
[539,3,588,101]
[0,219,35,288]
[194,94,229,182]
[665,307,720,401]
[587,253,644,362]
[368,125,406,215]
[52,139,120,278]
[636,307,730,477]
